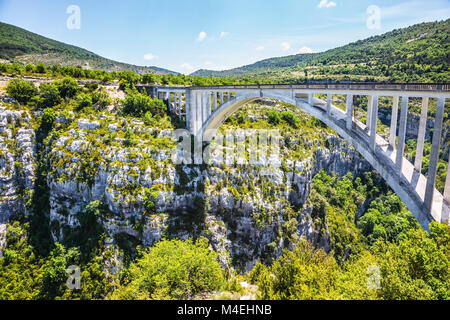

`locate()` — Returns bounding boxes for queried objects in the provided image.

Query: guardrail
[184,83,450,92]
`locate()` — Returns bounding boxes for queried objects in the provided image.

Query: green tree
[42,243,81,299]
[55,77,79,99]
[5,79,38,105]
[255,238,341,300]
[0,222,45,300]
[266,109,280,126]
[122,91,167,118]
[110,238,224,300]
[38,83,62,108]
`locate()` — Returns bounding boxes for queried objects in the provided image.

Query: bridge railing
[185,83,450,92]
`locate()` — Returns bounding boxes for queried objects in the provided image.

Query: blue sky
[0,0,449,74]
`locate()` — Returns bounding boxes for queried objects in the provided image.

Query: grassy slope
[0,22,177,75]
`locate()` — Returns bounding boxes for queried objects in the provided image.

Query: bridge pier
[369,95,379,149]
[414,97,429,173]
[396,96,409,171]
[346,94,353,131]
[389,96,399,149]
[425,98,445,211]
[367,95,373,132]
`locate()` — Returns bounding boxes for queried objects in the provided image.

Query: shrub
[266,109,280,126]
[35,64,47,74]
[92,90,112,110]
[6,79,38,105]
[281,111,300,128]
[76,92,93,110]
[255,238,341,300]
[110,238,224,300]
[41,108,56,133]
[38,83,62,108]
[55,77,79,99]
[122,91,167,118]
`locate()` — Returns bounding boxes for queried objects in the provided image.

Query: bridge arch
[197,91,447,231]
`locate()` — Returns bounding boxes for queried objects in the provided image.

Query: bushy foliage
[0,222,44,300]
[38,83,62,108]
[122,91,167,118]
[111,238,225,300]
[266,109,280,125]
[55,77,79,99]
[5,79,38,104]
[76,92,93,110]
[256,238,341,300]
[92,90,112,110]
[281,111,300,128]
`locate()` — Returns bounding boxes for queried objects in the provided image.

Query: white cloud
[256,46,265,51]
[197,31,207,42]
[281,42,291,51]
[181,63,195,71]
[297,46,315,54]
[318,0,336,8]
[143,53,157,60]
[220,31,229,38]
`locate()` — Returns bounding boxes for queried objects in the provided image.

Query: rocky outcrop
[44,108,372,271]
[0,104,36,255]
[0,105,35,223]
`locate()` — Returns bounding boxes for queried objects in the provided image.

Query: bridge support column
[445,158,450,202]
[389,96,399,148]
[445,158,450,205]
[326,94,331,115]
[425,97,445,211]
[346,94,353,131]
[174,93,177,113]
[369,95,379,149]
[367,95,373,131]
[414,97,429,172]
[196,91,202,135]
[220,92,224,105]
[202,92,208,123]
[207,92,212,117]
[396,96,409,171]
[177,93,181,119]
[186,90,192,131]
[308,93,313,105]
[213,92,217,111]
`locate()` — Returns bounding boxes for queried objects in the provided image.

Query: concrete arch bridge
[136,83,450,230]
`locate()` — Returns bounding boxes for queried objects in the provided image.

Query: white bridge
[137,83,450,230]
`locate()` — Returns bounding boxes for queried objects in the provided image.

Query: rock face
[43,105,372,271]
[0,105,35,223]
[0,104,36,254]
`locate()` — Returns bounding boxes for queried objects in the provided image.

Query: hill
[191,19,450,82]
[0,22,177,75]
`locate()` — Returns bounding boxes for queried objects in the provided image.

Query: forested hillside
[192,19,450,83]
[0,22,176,75]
